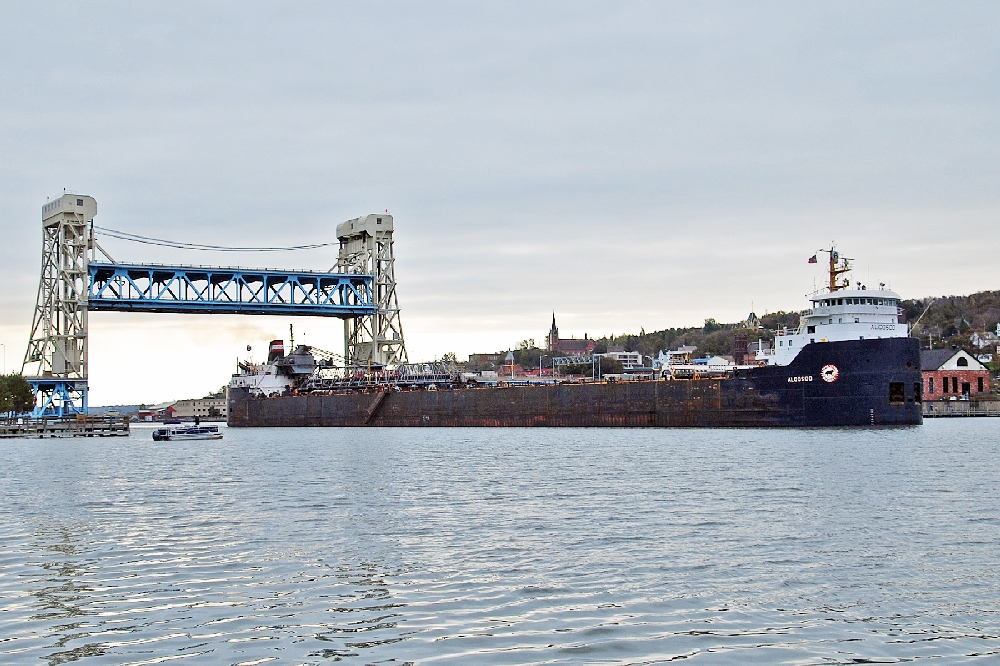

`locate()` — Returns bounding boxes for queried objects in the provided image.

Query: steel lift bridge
[21,194,404,416]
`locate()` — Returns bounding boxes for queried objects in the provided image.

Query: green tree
[0,376,9,415]
[0,374,34,416]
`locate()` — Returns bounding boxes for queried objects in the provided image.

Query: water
[2,421,999,665]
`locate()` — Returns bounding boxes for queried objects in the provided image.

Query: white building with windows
[172,394,227,420]
[600,347,644,369]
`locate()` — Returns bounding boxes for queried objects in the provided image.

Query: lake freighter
[227,248,922,428]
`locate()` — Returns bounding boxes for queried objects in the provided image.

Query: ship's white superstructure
[760,289,907,366]
[758,247,908,367]
[229,362,296,397]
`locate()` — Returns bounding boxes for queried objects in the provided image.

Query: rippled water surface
[2,421,999,664]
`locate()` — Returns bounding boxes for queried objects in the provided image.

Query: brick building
[921,348,991,399]
[547,313,596,355]
[467,352,507,366]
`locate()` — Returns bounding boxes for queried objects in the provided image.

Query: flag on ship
[808,254,818,263]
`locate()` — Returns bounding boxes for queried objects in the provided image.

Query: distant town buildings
[173,394,227,419]
[600,346,643,369]
[547,314,596,356]
[136,393,227,421]
[467,352,507,365]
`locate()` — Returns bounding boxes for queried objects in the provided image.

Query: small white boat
[152,425,223,441]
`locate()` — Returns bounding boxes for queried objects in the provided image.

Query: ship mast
[819,244,852,292]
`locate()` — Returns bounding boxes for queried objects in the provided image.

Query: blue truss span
[88,263,376,317]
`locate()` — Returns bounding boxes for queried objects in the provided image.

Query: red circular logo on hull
[821,364,840,382]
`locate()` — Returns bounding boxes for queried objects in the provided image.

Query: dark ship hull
[227,337,923,428]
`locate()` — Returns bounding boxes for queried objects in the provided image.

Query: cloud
[1,2,998,403]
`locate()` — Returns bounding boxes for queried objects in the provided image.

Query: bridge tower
[22,194,96,415]
[335,213,407,366]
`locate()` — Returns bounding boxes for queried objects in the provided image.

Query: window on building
[957,357,968,367]
[928,377,934,394]
[978,376,985,393]
[953,377,959,393]
[962,382,971,396]
[76,198,83,205]
[942,376,948,393]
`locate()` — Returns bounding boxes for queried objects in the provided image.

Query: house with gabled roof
[921,348,991,399]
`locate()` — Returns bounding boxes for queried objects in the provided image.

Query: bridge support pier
[22,194,95,417]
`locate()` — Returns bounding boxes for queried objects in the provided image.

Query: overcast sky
[1,2,998,405]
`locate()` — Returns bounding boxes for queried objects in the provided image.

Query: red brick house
[921,349,991,399]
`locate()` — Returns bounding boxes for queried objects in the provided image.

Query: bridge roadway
[88,262,376,317]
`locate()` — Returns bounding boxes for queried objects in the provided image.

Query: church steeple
[548,312,559,351]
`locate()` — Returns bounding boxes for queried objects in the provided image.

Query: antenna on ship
[817,243,852,292]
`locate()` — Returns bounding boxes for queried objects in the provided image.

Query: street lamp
[539,355,546,378]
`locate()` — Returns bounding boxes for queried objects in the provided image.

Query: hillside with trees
[901,291,1000,350]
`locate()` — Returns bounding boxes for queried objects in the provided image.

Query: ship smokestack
[268,340,285,363]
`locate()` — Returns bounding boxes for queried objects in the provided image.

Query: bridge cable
[93,225,338,252]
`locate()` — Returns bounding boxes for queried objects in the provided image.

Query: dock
[923,400,1000,418]
[0,416,130,439]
